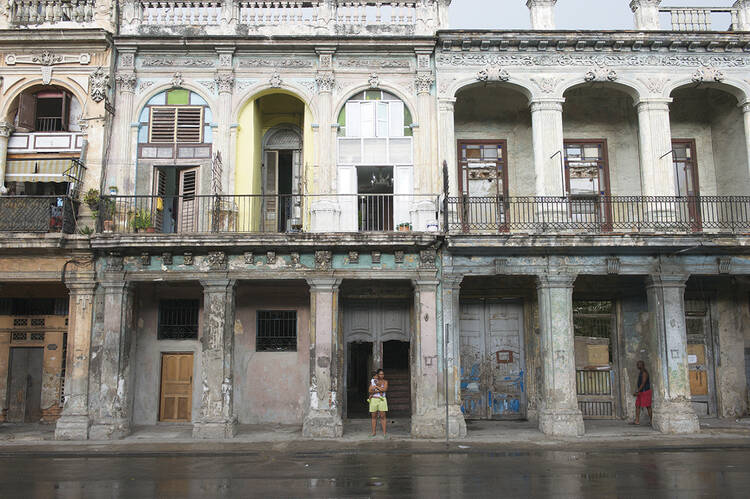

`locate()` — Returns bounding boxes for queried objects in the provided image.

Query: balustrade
[12,0,95,26]
[660,7,739,31]
[139,1,223,26]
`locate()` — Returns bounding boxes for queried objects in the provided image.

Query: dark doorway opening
[7,347,43,423]
[383,340,410,417]
[277,150,293,232]
[346,341,373,418]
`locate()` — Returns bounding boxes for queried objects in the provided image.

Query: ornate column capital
[536,273,577,289]
[115,72,137,94]
[529,98,565,113]
[0,122,14,138]
[415,72,435,95]
[214,72,235,94]
[635,98,672,113]
[315,72,336,94]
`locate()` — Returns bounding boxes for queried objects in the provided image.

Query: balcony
[96,193,441,234]
[8,131,84,155]
[120,0,446,37]
[446,196,750,235]
[660,6,740,31]
[10,0,98,28]
[0,195,77,233]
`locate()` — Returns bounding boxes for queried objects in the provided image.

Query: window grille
[31,318,45,327]
[257,310,297,352]
[59,332,68,406]
[13,318,28,327]
[12,332,27,341]
[30,332,45,341]
[158,299,200,340]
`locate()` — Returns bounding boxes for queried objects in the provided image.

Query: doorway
[685,298,717,417]
[153,166,200,233]
[7,347,43,423]
[346,341,373,418]
[672,139,702,231]
[159,353,193,422]
[262,126,302,233]
[383,340,410,417]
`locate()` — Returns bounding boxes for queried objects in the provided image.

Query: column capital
[0,121,14,137]
[413,279,440,290]
[438,97,456,112]
[635,98,672,112]
[646,273,689,289]
[529,98,565,113]
[442,274,464,290]
[306,278,342,292]
[65,278,97,295]
[200,279,236,292]
[536,273,577,288]
[99,279,132,292]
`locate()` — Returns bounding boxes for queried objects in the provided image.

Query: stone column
[645,274,700,434]
[739,102,750,184]
[531,99,567,225]
[194,279,238,439]
[89,279,135,440]
[55,278,97,440]
[630,0,662,30]
[736,1,750,31]
[0,122,14,194]
[636,99,678,223]
[441,275,468,438]
[527,0,557,30]
[438,99,457,195]
[413,61,437,229]
[113,65,137,192]
[214,49,235,194]
[412,279,445,438]
[303,278,343,438]
[536,274,584,436]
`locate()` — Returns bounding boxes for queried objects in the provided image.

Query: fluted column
[89,280,135,440]
[440,275,467,438]
[55,278,97,440]
[0,122,14,194]
[194,279,237,439]
[113,62,137,192]
[537,273,584,436]
[740,101,750,184]
[303,278,343,437]
[646,274,700,434]
[630,0,662,30]
[527,0,557,30]
[531,99,565,197]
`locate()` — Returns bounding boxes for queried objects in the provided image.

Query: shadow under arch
[234,85,318,125]
[561,78,643,104]
[452,79,534,103]
[1,79,88,125]
[332,83,418,126]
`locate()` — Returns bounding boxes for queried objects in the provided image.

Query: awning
[5,159,76,183]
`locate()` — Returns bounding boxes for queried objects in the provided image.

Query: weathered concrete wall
[618,294,652,422]
[454,84,535,197]
[711,93,749,196]
[715,280,749,417]
[132,284,204,425]
[233,282,310,424]
[562,87,641,196]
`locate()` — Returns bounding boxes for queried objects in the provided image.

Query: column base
[538,408,585,437]
[302,410,343,438]
[89,420,131,440]
[54,414,90,440]
[411,406,467,438]
[192,419,238,439]
[652,401,700,434]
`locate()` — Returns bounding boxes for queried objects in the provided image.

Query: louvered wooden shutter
[153,168,167,231]
[176,108,202,143]
[263,151,278,232]
[178,167,199,232]
[17,93,37,131]
[150,107,177,143]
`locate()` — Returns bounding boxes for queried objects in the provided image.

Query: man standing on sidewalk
[632,360,652,425]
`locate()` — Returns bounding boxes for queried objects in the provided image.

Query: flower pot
[103,220,114,232]
[145,227,156,233]
[398,225,411,232]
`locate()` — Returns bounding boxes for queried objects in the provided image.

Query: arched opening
[236,91,312,233]
[336,89,414,231]
[453,83,532,232]
[562,84,640,228]
[669,85,749,197]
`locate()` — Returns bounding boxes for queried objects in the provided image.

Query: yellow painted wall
[234,91,314,231]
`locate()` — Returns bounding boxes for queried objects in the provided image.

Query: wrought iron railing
[0,195,77,233]
[446,196,750,234]
[97,193,440,234]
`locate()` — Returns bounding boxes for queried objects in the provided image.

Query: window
[0,298,68,316]
[149,107,204,143]
[16,89,76,132]
[158,299,200,340]
[256,310,297,352]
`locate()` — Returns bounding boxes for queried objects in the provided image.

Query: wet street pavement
[1,443,749,498]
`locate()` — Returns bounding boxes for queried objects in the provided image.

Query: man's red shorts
[636,389,652,408]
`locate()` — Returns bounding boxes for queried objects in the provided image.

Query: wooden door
[177,167,199,233]
[564,140,612,231]
[7,348,43,423]
[159,353,193,422]
[263,151,278,232]
[457,140,509,231]
[672,139,701,231]
[685,298,715,416]
[17,93,37,131]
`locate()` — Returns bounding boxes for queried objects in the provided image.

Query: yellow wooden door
[159,353,193,422]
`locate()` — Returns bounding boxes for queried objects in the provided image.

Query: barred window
[257,310,297,352]
[158,299,200,340]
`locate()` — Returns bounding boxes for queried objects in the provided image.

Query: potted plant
[83,188,100,211]
[397,222,412,232]
[131,209,154,233]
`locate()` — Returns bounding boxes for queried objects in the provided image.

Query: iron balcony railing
[446,196,750,234]
[0,195,77,233]
[97,193,441,234]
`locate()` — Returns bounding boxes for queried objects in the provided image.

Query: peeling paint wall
[132,284,204,425]
[618,294,652,422]
[233,282,310,424]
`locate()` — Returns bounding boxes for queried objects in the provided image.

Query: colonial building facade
[0,0,749,440]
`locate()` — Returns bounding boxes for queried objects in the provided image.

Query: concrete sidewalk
[1,417,750,454]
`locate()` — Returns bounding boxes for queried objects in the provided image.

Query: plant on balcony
[397,222,412,232]
[131,209,154,233]
[83,189,100,211]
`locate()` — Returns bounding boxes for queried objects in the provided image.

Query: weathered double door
[459,300,526,419]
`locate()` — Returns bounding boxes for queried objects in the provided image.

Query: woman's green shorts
[369,397,388,413]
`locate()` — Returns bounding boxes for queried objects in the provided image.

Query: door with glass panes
[564,141,612,231]
[153,166,199,233]
[672,139,701,231]
[457,140,509,231]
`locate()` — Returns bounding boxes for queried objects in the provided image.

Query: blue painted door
[460,300,526,420]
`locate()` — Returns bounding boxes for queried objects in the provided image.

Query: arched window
[336,90,414,231]
[137,88,212,160]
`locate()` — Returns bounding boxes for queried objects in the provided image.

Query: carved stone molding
[639,76,669,94]
[291,252,300,265]
[368,73,380,88]
[206,251,226,270]
[419,250,437,269]
[171,72,184,88]
[162,252,173,266]
[183,252,194,265]
[5,51,90,66]
[115,72,137,93]
[315,72,336,93]
[106,252,124,272]
[584,64,618,82]
[348,251,359,264]
[244,251,254,265]
[372,251,382,264]
[692,66,725,83]
[137,80,155,94]
[415,72,435,95]
[270,72,283,88]
[214,72,235,94]
[477,67,510,83]
[531,76,558,94]
[142,57,214,68]
[140,253,151,267]
[315,250,332,271]
[606,257,621,275]
[0,122,15,138]
[395,251,405,264]
[89,67,110,103]
[266,251,277,264]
